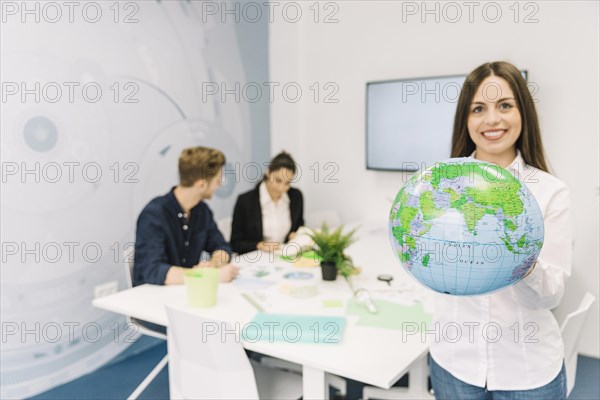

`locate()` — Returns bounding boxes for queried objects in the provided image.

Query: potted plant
[308,223,358,281]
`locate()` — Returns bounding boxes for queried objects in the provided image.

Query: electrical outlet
[93,281,118,298]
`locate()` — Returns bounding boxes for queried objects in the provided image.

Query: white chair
[217,216,233,242]
[559,291,596,396]
[165,306,303,399]
[123,247,169,400]
[362,352,433,400]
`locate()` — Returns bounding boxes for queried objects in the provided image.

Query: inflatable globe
[389,158,544,296]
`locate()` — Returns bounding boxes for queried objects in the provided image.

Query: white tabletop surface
[93,223,433,389]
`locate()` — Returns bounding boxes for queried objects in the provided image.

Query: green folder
[346,299,432,331]
[242,313,345,344]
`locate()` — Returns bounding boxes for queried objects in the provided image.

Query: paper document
[276,226,314,258]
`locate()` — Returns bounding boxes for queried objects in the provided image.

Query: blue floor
[29,337,169,400]
[30,338,600,400]
[570,355,600,400]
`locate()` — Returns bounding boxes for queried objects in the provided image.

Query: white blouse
[259,182,292,244]
[429,151,573,390]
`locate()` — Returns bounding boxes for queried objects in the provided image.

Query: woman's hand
[288,231,297,241]
[522,260,539,279]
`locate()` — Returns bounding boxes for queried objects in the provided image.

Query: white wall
[271,1,599,357]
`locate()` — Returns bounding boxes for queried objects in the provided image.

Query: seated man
[134,146,239,288]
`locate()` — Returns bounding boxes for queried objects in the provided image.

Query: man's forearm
[164,266,185,285]
[164,252,230,285]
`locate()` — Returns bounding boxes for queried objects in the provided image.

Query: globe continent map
[388,158,544,296]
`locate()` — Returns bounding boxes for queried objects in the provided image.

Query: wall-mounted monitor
[366,71,527,171]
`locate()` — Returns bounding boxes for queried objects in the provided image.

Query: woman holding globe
[428,61,572,399]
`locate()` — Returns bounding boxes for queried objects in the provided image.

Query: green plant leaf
[307,223,359,276]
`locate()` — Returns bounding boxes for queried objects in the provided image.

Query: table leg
[302,365,329,400]
[408,353,431,397]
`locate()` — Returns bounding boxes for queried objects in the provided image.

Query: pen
[241,293,265,312]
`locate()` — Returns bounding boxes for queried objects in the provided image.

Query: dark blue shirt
[133,188,232,286]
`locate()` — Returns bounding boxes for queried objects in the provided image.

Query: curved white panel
[0,1,262,397]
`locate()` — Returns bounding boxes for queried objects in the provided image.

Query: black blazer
[231,185,304,254]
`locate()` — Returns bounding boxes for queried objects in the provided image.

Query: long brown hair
[450,61,549,172]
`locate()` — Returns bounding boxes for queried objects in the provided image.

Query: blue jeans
[430,355,567,400]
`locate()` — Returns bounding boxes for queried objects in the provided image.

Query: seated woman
[231,152,304,254]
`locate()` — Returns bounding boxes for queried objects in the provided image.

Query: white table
[93,225,433,399]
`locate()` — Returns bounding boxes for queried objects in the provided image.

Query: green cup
[183,268,219,308]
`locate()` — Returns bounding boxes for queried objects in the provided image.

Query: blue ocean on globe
[389,158,544,296]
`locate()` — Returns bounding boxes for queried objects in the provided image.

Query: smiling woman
[466,75,523,167]
[451,61,548,172]
[430,61,573,400]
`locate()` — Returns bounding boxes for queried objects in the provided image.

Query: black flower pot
[321,261,337,281]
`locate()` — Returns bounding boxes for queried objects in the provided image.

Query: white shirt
[259,182,292,244]
[430,151,572,390]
